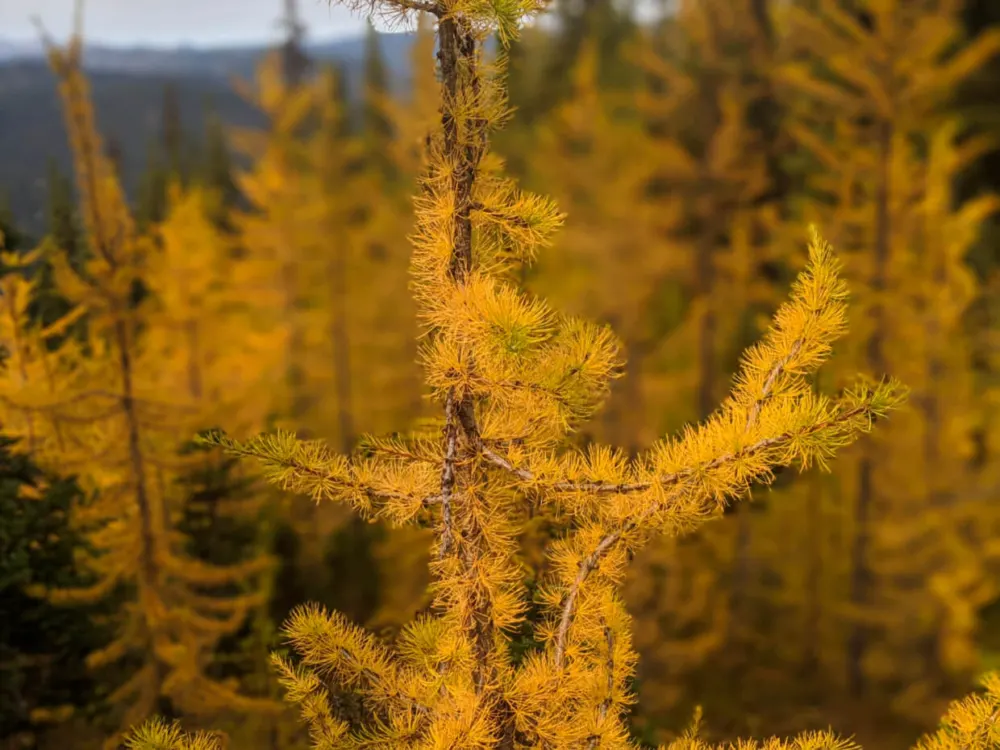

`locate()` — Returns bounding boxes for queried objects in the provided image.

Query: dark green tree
[515,0,638,123]
[0,437,106,745]
[44,159,82,270]
[174,436,271,687]
[136,140,170,231]
[956,0,1000,279]
[279,0,310,87]
[361,21,397,183]
[26,161,88,344]
[161,81,184,179]
[0,191,29,252]
[199,110,241,231]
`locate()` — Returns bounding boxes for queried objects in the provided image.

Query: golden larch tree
[0,30,279,744]
[773,0,1000,717]
[126,0,911,747]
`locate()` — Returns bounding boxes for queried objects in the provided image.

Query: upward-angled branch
[550,395,895,669]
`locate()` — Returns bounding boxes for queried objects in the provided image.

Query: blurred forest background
[2,0,1000,748]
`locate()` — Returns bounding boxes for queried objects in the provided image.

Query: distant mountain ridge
[0,33,415,80]
[0,31,420,236]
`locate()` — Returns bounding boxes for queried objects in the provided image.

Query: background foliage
[1,0,999,747]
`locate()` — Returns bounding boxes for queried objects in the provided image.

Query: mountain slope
[0,32,417,236]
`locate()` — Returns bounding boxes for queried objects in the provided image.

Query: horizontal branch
[202,430,440,513]
[336,0,441,20]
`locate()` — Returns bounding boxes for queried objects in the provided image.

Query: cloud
[4,0,382,45]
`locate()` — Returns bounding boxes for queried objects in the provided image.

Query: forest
[1,0,1000,748]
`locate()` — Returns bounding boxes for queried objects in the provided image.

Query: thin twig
[438,388,459,559]
[745,340,802,431]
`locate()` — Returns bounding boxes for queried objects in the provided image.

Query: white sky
[0,0,384,46]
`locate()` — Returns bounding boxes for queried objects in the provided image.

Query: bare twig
[438,388,459,558]
[745,340,802,431]
[553,533,622,668]
[480,446,534,481]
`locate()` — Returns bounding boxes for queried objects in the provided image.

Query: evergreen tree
[523,0,638,121]
[200,110,240,229]
[161,82,184,179]
[0,191,29,253]
[137,140,170,231]
[361,21,398,184]
[0,436,105,746]
[44,158,83,269]
[278,0,310,87]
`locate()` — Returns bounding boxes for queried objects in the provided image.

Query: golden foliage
[0,32,280,744]
[172,2,908,746]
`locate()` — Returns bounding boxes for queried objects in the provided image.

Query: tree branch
[552,401,876,669]
[745,339,802,431]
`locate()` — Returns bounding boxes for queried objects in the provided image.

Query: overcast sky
[1,0,395,46]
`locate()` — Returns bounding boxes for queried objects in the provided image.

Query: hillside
[0,32,417,236]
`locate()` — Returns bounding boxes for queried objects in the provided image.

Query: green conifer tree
[200,110,240,229]
[361,21,398,184]
[0,192,28,253]
[0,436,105,746]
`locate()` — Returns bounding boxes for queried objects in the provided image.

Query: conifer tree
[0,192,29,253]
[158,2,905,746]
[199,110,240,231]
[161,82,185,179]
[622,0,789,717]
[279,0,311,88]
[0,29,280,743]
[0,433,104,746]
[44,158,83,268]
[361,21,397,184]
[774,0,1000,714]
[137,141,170,231]
[24,161,87,341]
[528,0,638,120]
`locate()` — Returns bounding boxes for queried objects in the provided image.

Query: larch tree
[230,50,319,429]
[127,1,911,748]
[0,30,279,744]
[231,45,423,631]
[774,0,1000,717]
[526,35,673,453]
[623,0,789,721]
[363,11,441,637]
